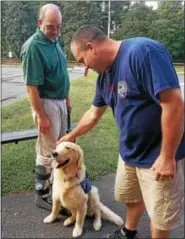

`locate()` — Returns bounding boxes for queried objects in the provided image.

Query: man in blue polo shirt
[58,25,185,239]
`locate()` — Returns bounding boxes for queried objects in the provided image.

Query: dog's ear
[76,145,84,168]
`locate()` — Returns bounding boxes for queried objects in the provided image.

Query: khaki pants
[115,155,184,231]
[32,98,67,174]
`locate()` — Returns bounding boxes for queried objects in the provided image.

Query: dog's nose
[52,152,58,157]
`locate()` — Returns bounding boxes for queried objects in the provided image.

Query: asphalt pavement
[2,173,184,238]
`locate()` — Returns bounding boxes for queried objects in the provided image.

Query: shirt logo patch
[118,81,127,99]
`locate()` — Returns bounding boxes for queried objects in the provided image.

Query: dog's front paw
[93,219,102,231]
[43,214,56,224]
[72,226,83,238]
[115,216,124,226]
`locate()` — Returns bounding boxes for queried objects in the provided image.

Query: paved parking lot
[1,66,85,106]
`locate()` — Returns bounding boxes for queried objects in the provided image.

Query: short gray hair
[39,3,61,20]
[71,25,107,50]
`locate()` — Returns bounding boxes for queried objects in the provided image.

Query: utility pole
[107,0,111,37]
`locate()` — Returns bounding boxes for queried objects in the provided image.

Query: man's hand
[151,155,176,181]
[57,105,107,145]
[57,132,76,145]
[37,115,50,134]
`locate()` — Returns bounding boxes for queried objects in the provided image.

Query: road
[1,66,85,106]
[1,66,184,106]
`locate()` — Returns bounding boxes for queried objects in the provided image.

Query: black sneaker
[105,228,140,239]
[35,194,71,216]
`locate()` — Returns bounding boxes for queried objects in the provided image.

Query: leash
[66,111,76,143]
[66,111,71,134]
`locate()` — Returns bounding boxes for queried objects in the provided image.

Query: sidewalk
[2,173,184,238]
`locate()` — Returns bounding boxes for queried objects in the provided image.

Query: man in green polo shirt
[21,3,71,213]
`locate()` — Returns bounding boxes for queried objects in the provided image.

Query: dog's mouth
[55,158,70,169]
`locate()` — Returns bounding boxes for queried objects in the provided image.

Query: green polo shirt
[21,28,70,99]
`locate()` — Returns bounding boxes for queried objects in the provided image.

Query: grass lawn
[2,72,119,195]
[174,65,184,74]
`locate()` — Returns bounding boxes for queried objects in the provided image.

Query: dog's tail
[100,202,124,226]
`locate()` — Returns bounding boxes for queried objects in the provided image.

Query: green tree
[1,1,184,62]
[149,1,184,61]
[2,1,39,58]
[58,1,104,60]
[1,1,104,60]
[1,1,9,58]
[100,1,131,35]
[110,1,131,33]
[113,2,156,40]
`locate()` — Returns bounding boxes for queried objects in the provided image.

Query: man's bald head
[39,3,61,20]
[38,3,62,41]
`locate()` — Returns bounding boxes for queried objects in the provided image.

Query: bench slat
[1,129,38,144]
[1,123,77,145]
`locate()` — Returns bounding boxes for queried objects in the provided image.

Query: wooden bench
[1,129,38,144]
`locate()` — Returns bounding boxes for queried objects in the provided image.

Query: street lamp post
[107,0,111,37]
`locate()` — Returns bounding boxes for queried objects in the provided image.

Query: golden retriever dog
[44,142,124,238]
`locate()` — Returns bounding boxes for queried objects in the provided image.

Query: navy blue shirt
[93,37,185,168]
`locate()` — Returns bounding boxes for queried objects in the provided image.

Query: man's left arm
[152,88,184,181]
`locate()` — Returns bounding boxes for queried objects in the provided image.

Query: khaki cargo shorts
[115,155,184,231]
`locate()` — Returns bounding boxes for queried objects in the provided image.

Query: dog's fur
[44,142,123,238]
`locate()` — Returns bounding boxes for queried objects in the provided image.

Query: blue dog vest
[80,177,92,193]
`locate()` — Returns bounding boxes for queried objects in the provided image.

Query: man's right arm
[57,104,107,143]
[27,85,50,134]
[21,43,50,134]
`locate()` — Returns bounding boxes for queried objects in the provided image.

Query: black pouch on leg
[35,165,52,211]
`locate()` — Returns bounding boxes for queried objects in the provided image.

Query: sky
[145,1,158,10]
[131,1,158,10]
